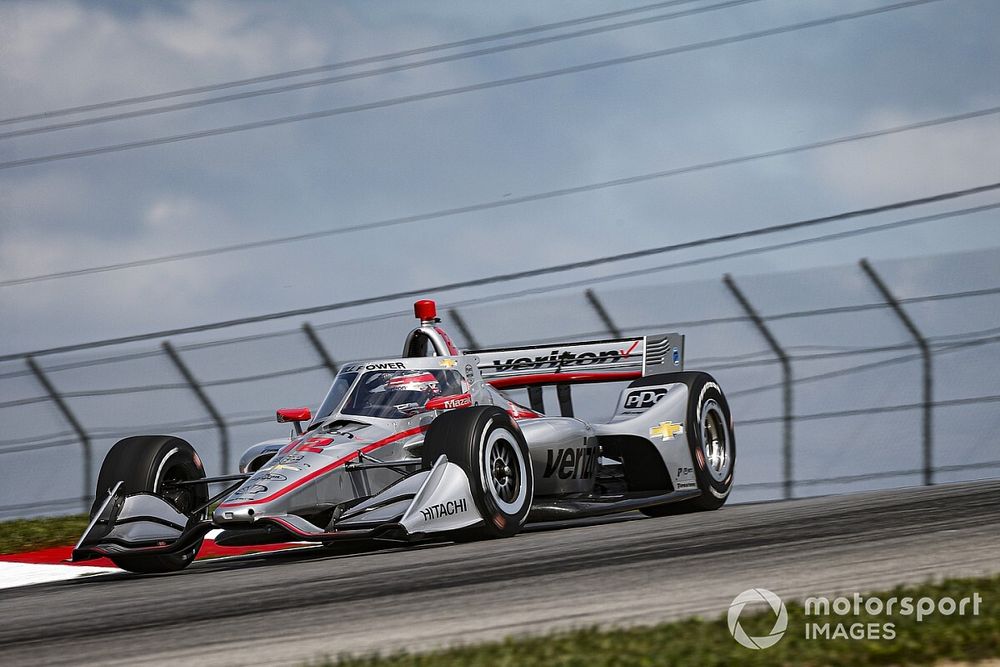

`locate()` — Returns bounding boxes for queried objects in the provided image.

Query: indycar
[74,299,735,573]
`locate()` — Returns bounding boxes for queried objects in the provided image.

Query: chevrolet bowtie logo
[650,421,684,441]
[438,359,458,368]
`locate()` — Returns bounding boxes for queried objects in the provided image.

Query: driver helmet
[385,371,441,395]
[366,371,442,412]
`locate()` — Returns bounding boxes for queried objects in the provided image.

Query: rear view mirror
[276,407,312,435]
[424,393,472,411]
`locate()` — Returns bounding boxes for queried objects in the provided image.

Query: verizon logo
[489,341,639,373]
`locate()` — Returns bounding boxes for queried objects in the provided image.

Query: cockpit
[311,364,468,423]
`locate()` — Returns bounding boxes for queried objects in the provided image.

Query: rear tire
[422,406,533,539]
[641,373,735,516]
[91,435,207,573]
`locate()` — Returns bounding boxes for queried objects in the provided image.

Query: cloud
[0,1,331,116]
[812,108,1000,201]
[0,0,998,356]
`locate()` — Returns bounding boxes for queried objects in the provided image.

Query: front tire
[422,406,533,539]
[91,435,207,573]
[641,373,735,516]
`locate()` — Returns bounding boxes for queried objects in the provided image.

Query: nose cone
[214,504,256,524]
[214,429,381,524]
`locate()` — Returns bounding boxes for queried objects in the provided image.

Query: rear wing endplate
[470,333,683,389]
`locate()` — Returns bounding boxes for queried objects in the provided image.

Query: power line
[22,322,1000,404]
[4,326,998,450]
[5,254,996,382]
[730,332,1000,397]
[1,182,996,362]
[0,0,711,126]
[740,393,1000,426]
[0,0,947,172]
[435,201,1000,308]
[3,107,997,290]
[0,0,765,140]
[0,197,993,375]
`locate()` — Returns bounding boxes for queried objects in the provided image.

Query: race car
[74,299,735,573]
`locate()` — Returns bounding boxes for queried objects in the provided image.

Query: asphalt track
[1,480,998,666]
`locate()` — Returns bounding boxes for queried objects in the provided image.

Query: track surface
[2,480,998,666]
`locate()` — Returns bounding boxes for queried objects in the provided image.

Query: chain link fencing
[1,247,998,518]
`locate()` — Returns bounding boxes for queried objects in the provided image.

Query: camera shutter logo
[728,588,788,649]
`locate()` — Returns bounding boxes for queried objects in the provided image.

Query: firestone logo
[728,588,788,650]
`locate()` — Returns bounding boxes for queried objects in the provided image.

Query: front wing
[72,455,485,561]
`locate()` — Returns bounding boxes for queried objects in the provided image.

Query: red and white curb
[0,530,312,589]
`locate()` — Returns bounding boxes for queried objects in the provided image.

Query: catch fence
[2,248,998,517]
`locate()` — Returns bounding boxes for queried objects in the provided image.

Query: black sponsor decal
[465,364,475,382]
[543,446,597,480]
[623,387,668,410]
[676,466,693,477]
[419,498,468,521]
[344,361,406,372]
[489,341,639,373]
[252,472,287,482]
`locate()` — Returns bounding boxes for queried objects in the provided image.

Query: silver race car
[74,300,735,573]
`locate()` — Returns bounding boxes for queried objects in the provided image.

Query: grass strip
[318,575,1000,667]
[0,514,89,554]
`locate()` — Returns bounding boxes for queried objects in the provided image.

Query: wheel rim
[481,426,527,514]
[700,399,732,483]
[154,450,201,515]
[160,464,200,514]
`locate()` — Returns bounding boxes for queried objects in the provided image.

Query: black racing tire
[640,373,735,517]
[422,406,533,539]
[91,435,208,573]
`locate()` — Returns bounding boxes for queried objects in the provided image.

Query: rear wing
[471,333,684,390]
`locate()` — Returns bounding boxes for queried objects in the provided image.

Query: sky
[1,0,999,356]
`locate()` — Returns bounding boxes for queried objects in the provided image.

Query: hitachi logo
[419,498,468,521]
[490,341,638,373]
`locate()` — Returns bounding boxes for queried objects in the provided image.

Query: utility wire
[15,323,997,405]
[0,0,711,126]
[2,105,997,288]
[0,0,948,172]
[1,182,996,362]
[730,333,1000,397]
[741,393,1000,426]
[4,326,998,446]
[432,201,1000,308]
[5,265,997,382]
[0,0,765,140]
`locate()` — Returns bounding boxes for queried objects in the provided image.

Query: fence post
[859,259,933,486]
[302,322,338,378]
[585,288,623,338]
[162,341,230,473]
[26,356,93,512]
[723,274,794,499]
[448,308,481,350]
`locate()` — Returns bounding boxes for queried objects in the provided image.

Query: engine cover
[520,418,598,496]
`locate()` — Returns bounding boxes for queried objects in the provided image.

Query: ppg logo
[623,387,667,410]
